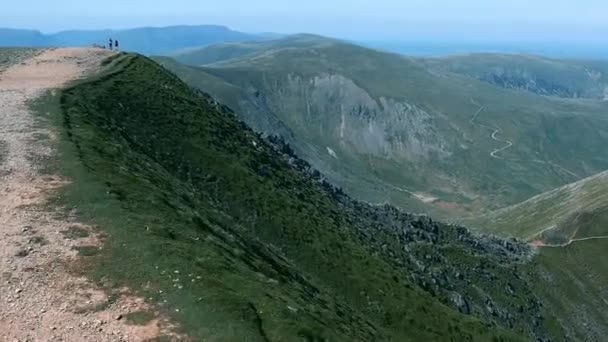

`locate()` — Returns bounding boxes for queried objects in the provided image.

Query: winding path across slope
[469,104,513,159]
[0,49,176,341]
[469,99,581,180]
[533,236,608,248]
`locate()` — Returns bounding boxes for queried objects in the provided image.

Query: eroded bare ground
[0,49,179,341]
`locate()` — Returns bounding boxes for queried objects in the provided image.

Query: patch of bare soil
[0,49,180,341]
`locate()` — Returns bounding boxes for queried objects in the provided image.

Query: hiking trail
[469,103,513,159]
[469,99,580,180]
[0,48,178,341]
[532,236,608,248]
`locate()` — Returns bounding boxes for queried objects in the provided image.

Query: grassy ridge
[47,53,538,340]
[457,168,608,340]
[462,170,608,242]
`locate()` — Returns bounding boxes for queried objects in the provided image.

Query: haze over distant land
[361,41,608,59]
[2,0,607,58]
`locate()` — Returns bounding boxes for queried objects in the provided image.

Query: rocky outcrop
[254,73,451,161]
[481,70,581,98]
[265,135,549,340]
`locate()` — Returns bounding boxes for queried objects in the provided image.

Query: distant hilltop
[0,25,266,55]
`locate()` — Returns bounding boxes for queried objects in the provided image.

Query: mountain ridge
[461,169,608,244]
[0,25,262,55]
[47,50,568,340]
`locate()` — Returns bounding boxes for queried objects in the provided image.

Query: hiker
[109,38,113,51]
[114,39,119,51]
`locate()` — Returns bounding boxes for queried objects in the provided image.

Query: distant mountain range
[0,25,262,55]
[156,34,608,217]
[362,41,608,60]
[2,25,607,59]
[150,35,608,340]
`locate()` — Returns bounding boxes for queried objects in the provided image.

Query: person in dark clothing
[114,39,119,51]
[109,38,113,51]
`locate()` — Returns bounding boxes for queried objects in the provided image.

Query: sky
[2,0,607,43]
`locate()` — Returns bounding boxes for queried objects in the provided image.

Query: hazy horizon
[3,0,607,44]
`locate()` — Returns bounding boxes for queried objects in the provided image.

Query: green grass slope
[421,54,608,99]
[532,239,608,340]
[40,52,575,340]
[172,34,334,66]
[157,36,608,218]
[461,170,608,244]
[458,167,608,340]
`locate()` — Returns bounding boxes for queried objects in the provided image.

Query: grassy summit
[38,52,570,340]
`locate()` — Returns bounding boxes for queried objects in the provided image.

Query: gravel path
[0,48,178,342]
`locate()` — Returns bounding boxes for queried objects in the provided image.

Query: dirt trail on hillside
[0,49,177,341]
[469,99,580,180]
[468,103,513,159]
[532,236,608,248]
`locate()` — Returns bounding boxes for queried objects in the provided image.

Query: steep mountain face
[0,25,261,55]
[52,52,581,340]
[242,72,451,161]
[158,36,608,217]
[422,54,608,99]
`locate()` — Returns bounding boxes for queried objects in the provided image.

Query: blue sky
[3,0,607,42]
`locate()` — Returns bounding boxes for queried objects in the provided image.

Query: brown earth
[0,49,180,342]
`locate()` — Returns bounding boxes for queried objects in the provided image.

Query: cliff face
[478,68,605,98]
[422,54,608,100]
[249,73,451,161]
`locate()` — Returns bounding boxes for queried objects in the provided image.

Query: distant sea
[360,41,608,60]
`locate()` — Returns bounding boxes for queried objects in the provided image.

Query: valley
[157,36,608,340]
[0,26,607,341]
[159,35,608,217]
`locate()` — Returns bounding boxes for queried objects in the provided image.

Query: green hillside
[158,36,608,217]
[421,53,608,99]
[172,34,334,66]
[457,167,608,340]
[533,238,608,340]
[461,170,608,244]
[36,52,587,340]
